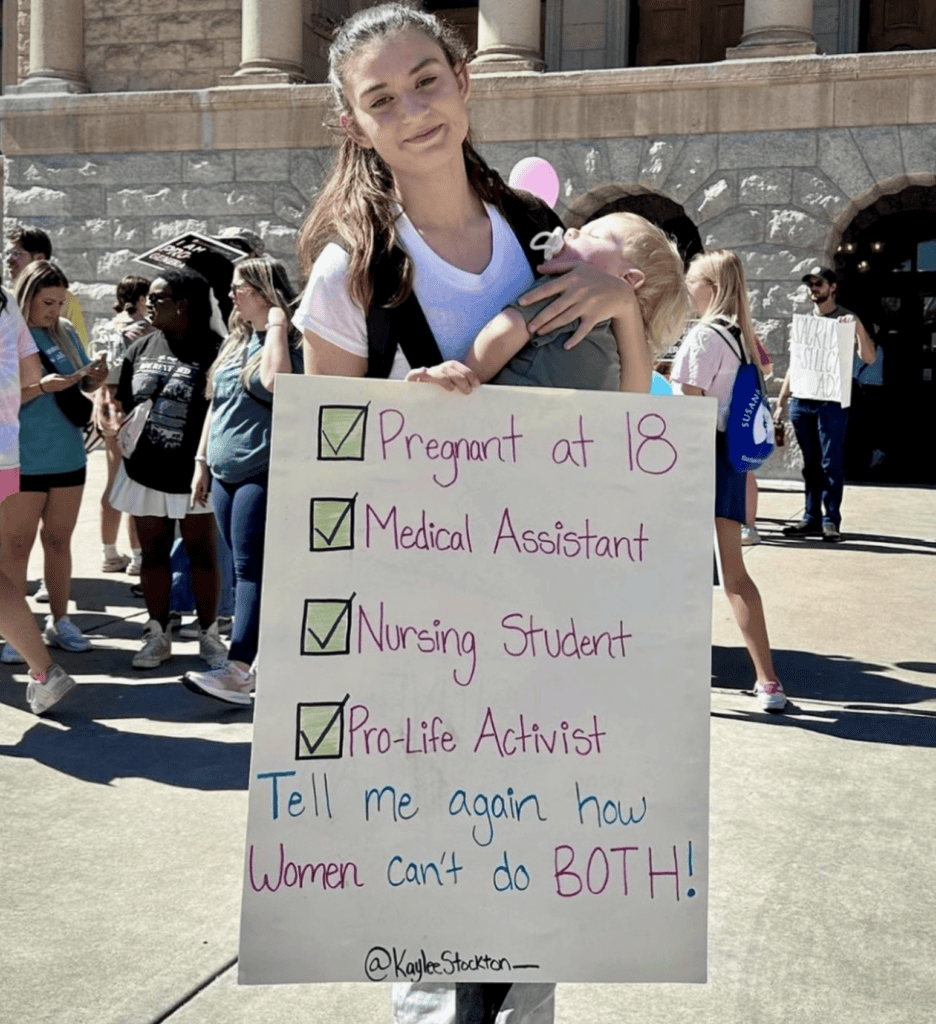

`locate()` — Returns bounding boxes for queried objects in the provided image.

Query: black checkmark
[311,494,357,549]
[299,694,351,757]
[321,406,368,456]
[304,594,356,653]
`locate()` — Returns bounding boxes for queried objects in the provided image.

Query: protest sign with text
[239,377,716,986]
[789,313,855,407]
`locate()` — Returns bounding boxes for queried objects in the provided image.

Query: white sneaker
[198,621,228,669]
[741,524,761,546]
[753,680,788,713]
[26,663,76,715]
[183,661,255,706]
[127,559,141,577]
[102,552,131,572]
[132,619,172,669]
[34,579,49,603]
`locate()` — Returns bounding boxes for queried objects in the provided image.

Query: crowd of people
[0,4,886,1022]
[0,3,878,732]
[0,221,303,714]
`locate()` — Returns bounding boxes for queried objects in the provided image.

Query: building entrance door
[837,208,936,484]
[634,0,744,65]
[865,0,936,52]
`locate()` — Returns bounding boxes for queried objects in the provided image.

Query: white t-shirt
[670,321,742,432]
[294,204,536,379]
[0,292,39,470]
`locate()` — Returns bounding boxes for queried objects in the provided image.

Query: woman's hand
[519,258,640,349]
[94,389,125,436]
[190,461,211,509]
[405,361,481,395]
[80,357,109,393]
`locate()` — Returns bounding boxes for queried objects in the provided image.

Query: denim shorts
[714,433,746,523]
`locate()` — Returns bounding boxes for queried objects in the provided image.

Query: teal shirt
[207,332,303,483]
[20,327,89,476]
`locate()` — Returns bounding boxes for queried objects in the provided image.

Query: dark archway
[834,185,936,484]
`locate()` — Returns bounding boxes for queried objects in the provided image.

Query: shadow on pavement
[752,529,936,556]
[0,718,251,788]
[712,645,936,747]
[70,575,145,613]
[0,676,253,725]
[711,704,936,747]
[896,661,936,674]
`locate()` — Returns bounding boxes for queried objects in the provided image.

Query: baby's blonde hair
[600,212,690,355]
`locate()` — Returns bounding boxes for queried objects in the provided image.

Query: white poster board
[239,376,716,986]
[789,313,854,407]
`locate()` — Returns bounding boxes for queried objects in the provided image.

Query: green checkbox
[318,404,369,461]
[310,495,357,551]
[295,696,349,760]
[301,595,355,656]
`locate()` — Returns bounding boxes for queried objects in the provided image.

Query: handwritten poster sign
[789,313,855,407]
[239,377,716,986]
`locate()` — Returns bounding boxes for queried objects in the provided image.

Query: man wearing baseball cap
[774,264,876,542]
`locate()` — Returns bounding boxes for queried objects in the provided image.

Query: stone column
[221,0,307,86]
[726,0,819,59]
[471,0,544,73]
[14,0,89,94]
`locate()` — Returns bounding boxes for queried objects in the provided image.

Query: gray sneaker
[198,621,228,669]
[26,664,76,715]
[132,619,172,669]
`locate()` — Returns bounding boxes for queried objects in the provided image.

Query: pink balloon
[508,157,560,208]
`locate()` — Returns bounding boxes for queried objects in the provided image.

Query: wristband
[265,319,286,331]
[194,455,208,463]
[38,380,47,393]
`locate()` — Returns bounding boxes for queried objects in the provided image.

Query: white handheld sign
[239,376,715,986]
[789,314,855,407]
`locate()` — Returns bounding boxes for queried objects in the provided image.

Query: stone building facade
[1,0,934,480]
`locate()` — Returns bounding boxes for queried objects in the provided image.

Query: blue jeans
[211,471,269,665]
[789,397,850,528]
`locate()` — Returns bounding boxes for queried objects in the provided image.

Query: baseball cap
[801,265,836,285]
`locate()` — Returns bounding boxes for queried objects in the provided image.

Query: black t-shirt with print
[116,328,221,494]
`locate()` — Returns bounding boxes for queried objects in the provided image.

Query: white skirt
[109,461,213,520]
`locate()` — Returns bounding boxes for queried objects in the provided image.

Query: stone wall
[83,0,243,93]
[9,119,935,361]
[2,147,312,324]
[4,48,935,478]
[482,123,936,374]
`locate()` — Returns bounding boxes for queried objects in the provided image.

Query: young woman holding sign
[671,249,787,713]
[294,5,654,1022]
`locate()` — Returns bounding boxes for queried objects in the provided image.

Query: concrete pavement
[2,449,934,1024]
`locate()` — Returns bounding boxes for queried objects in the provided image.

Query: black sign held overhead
[135,232,247,273]
[136,232,251,325]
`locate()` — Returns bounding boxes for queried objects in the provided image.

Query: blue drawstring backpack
[710,321,775,472]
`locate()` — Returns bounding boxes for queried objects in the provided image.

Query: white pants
[392,983,556,1024]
